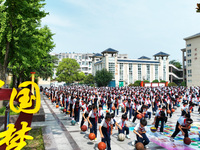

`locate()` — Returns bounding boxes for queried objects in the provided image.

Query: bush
[132,80,141,86]
[180,81,186,86]
[168,82,177,87]
[152,79,159,83]
[143,80,150,83]
[128,83,134,86]
[160,80,166,83]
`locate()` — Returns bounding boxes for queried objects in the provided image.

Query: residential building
[52,52,94,79]
[92,48,169,87]
[182,33,200,86]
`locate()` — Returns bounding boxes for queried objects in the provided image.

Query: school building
[91,48,170,87]
[182,32,200,87]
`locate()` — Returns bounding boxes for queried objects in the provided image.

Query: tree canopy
[56,58,80,83]
[95,69,113,87]
[0,0,55,87]
[169,60,182,69]
[84,74,95,85]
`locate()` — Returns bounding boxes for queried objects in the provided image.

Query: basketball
[178,99,181,102]
[184,137,191,145]
[177,104,180,107]
[137,114,142,119]
[174,106,177,109]
[56,105,59,108]
[159,108,162,110]
[112,106,115,110]
[49,97,50,99]
[63,109,67,112]
[150,127,157,133]
[81,125,87,132]
[71,120,76,125]
[89,133,96,140]
[167,110,171,114]
[135,142,144,150]
[118,133,125,141]
[106,110,109,113]
[98,142,106,150]
[171,109,175,112]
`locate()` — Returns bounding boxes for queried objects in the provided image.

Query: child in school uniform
[152,106,167,135]
[98,104,104,123]
[80,105,92,128]
[99,113,114,150]
[72,100,82,124]
[132,119,149,148]
[87,105,98,141]
[170,114,193,142]
[110,113,116,129]
[116,114,130,139]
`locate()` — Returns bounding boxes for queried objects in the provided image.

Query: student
[72,100,82,124]
[170,114,193,142]
[181,100,189,116]
[116,114,130,139]
[98,104,104,123]
[113,97,119,116]
[132,104,145,123]
[87,105,98,141]
[132,119,149,148]
[99,113,114,150]
[124,99,134,121]
[80,105,92,128]
[110,113,116,128]
[152,106,167,135]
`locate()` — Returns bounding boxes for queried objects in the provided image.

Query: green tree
[84,74,95,85]
[0,0,48,87]
[56,58,80,83]
[95,69,113,87]
[76,72,86,82]
[169,60,182,69]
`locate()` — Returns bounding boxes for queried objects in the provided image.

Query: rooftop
[90,53,103,58]
[184,32,200,40]
[138,56,151,60]
[101,48,118,54]
[153,51,169,57]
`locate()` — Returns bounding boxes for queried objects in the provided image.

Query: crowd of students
[42,86,199,149]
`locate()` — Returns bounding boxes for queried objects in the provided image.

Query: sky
[41,0,200,62]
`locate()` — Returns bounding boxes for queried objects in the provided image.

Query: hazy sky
[42,0,200,62]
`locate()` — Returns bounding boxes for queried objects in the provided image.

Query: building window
[188,80,192,83]
[155,64,158,80]
[187,49,191,57]
[163,60,166,81]
[119,63,123,80]
[187,44,191,47]
[74,55,77,59]
[129,64,133,83]
[188,69,192,77]
[109,62,115,78]
[187,59,191,67]
[79,56,81,60]
[146,64,150,81]
[138,64,142,80]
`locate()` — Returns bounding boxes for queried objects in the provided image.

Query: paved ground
[32,94,200,150]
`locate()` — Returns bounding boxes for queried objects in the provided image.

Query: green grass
[0,106,19,116]
[23,127,45,150]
